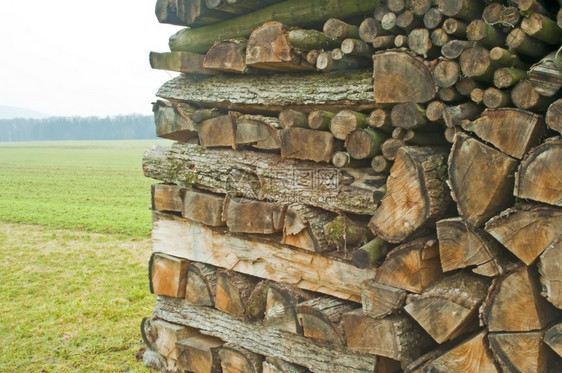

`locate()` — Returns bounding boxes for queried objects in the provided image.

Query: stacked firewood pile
[140,0,562,372]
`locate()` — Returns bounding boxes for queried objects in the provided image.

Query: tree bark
[448,133,518,227]
[528,52,562,97]
[369,146,451,243]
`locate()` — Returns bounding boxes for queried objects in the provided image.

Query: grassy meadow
[0,140,172,372]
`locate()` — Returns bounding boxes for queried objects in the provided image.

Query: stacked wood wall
[142,0,562,372]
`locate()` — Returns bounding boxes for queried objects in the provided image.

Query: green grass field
[0,140,172,372]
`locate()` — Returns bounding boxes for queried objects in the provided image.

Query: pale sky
[0,1,182,117]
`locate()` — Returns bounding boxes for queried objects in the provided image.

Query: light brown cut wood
[346,128,386,159]
[515,137,562,207]
[323,18,360,41]
[435,0,483,21]
[408,28,438,59]
[153,296,377,373]
[521,12,562,44]
[481,264,559,332]
[358,17,383,43]
[433,60,459,88]
[368,108,393,131]
[264,282,311,334]
[234,113,281,149]
[374,237,442,293]
[460,46,497,82]
[215,269,267,321]
[448,133,518,227]
[425,100,445,122]
[185,262,217,307]
[546,99,562,133]
[152,184,183,213]
[331,152,370,168]
[438,86,464,102]
[545,322,562,358]
[323,215,372,251]
[528,52,562,97]
[381,12,400,34]
[441,103,480,128]
[341,38,373,58]
[409,330,500,372]
[220,344,263,373]
[182,189,226,227]
[143,317,199,360]
[538,237,562,309]
[393,34,408,48]
[329,110,369,140]
[483,2,521,27]
[441,39,472,60]
[198,115,237,149]
[143,143,377,215]
[361,280,406,318]
[278,109,308,130]
[150,51,220,75]
[390,102,430,130]
[482,87,512,109]
[263,357,309,373]
[506,28,549,58]
[315,50,370,72]
[373,51,437,103]
[176,334,223,373]
[470,88,484,104]
[404,271,491,343]
[423,8,444,30]
[152,212,376,301]
[493,67,527,89]
[431,28,449,47]
[455,78,482,97]
[489,47,526,69]
[511,79,553,111]
[296,296,357,346]
[343,310,433,367]
[204,39,249,74]
[280,127,335,163]
[442,18,468,38]
[224,196,286,234]
[466,19,505,48]
[461,108,545,159]
[485,205,562,266]
[371,155,392,173]
[369,146,451,243]
[152,100,198,142]
[437,217,508,277]
[282,204,336,253]
[397,9,422,33]
[489,331,556,373]
[150,252,189,298]
[308,110,334,131]
[372,35,396,49]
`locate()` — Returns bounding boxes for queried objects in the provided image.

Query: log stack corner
[141,0,562,372]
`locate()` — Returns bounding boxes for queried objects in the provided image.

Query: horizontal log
[150,51,219,75]
[152,211,376,301]
[153,296,377,373]
[143,143,377,214]
[157,70,376,114]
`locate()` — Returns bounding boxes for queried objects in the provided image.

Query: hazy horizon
[0,1,181,118]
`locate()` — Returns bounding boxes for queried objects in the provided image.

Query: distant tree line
[0,114,157,142]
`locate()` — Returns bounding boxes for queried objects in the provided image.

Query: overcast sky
[0,1,182,117]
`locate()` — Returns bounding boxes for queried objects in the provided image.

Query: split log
[323,215,372,251]
[264,283,311,334]
[296,296,356,346]
[220,344,263,373]
[485,205,562,266]
[481,264,559,332]
[149,253,189,298]
[323,18,359,41]
[263,357,309,373]
[345,128,386,159]
[404,271,491,343]
[155,0,184,25]
[215,269,268,321]
[435,0,483,21]
[515,137,562,207]
[466,19,505,49]
[369,146,451,243]
[351,237,388,269]
[185,262,217,306]
[152,100,198,142]
[182,189,225,227]
[489,331,557,373]
[143,317,199,360]
[197,115,237,149]
[528,52,562,97]
[308,110,334,131]
[280,128,335,163]
[143,143,377,215]
[546,99,562,133]
[545,322,562,358]
[176,335,223,373]
[436,217,508,277]
[152,212,376,301]
[203,39,249,74]
[373,51,437,103]
[153,296,377,372]
[361,280,407,318]
[234,113,281,149]
[538,237,562,309]
[374,237,442,294]
[482,2,521,27]
[448,133,518,227]
[506,28,549,58]
[521,12,562,44]
[282,204,336,253]
[442,102,483,128]
[176,0,232,27]
[152,184,183,213]
[493,67,527,89]
[150,51,219,75]
[224,196,286,234]
[460,108,545,159]
[343,310,434,367]
[156,69,376,115]
[329,110,368,140]
[169,0,381,53]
